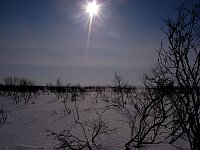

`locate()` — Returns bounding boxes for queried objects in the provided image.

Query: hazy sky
[0,0,196,85]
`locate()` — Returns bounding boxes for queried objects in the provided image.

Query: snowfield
[0,90,190,150]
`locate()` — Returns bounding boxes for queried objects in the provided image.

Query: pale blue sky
[0,0,196,85]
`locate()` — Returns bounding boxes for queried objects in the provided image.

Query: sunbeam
[85,0,99,52]
[86,16,93,53]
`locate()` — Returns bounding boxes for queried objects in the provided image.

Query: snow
[0,92,190,150]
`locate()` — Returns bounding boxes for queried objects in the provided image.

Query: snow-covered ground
[0,92,190,150]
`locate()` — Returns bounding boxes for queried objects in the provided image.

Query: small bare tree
[54,78,65,100]
[126,3,200,150]
[156,3,200,150]
[111,72,128,107]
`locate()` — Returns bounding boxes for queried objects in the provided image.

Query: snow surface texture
[0,92,190,150]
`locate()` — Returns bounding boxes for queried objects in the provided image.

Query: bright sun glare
[86,0,99,18]
[84,0,101,55]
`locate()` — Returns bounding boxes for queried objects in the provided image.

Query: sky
[0,0,197,86]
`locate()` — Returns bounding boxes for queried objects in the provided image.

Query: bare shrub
[125,83,175,149]
[48,97,116,150]
[0,104,8,125]
[2,76,37,105]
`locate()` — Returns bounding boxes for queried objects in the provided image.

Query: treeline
[0,76,137,103]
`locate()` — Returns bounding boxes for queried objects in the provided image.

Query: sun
[86,0,99,18]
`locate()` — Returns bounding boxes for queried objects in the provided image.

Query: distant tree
[54,78,65,99]
[112,72,128,107]
[56,78,63,87]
